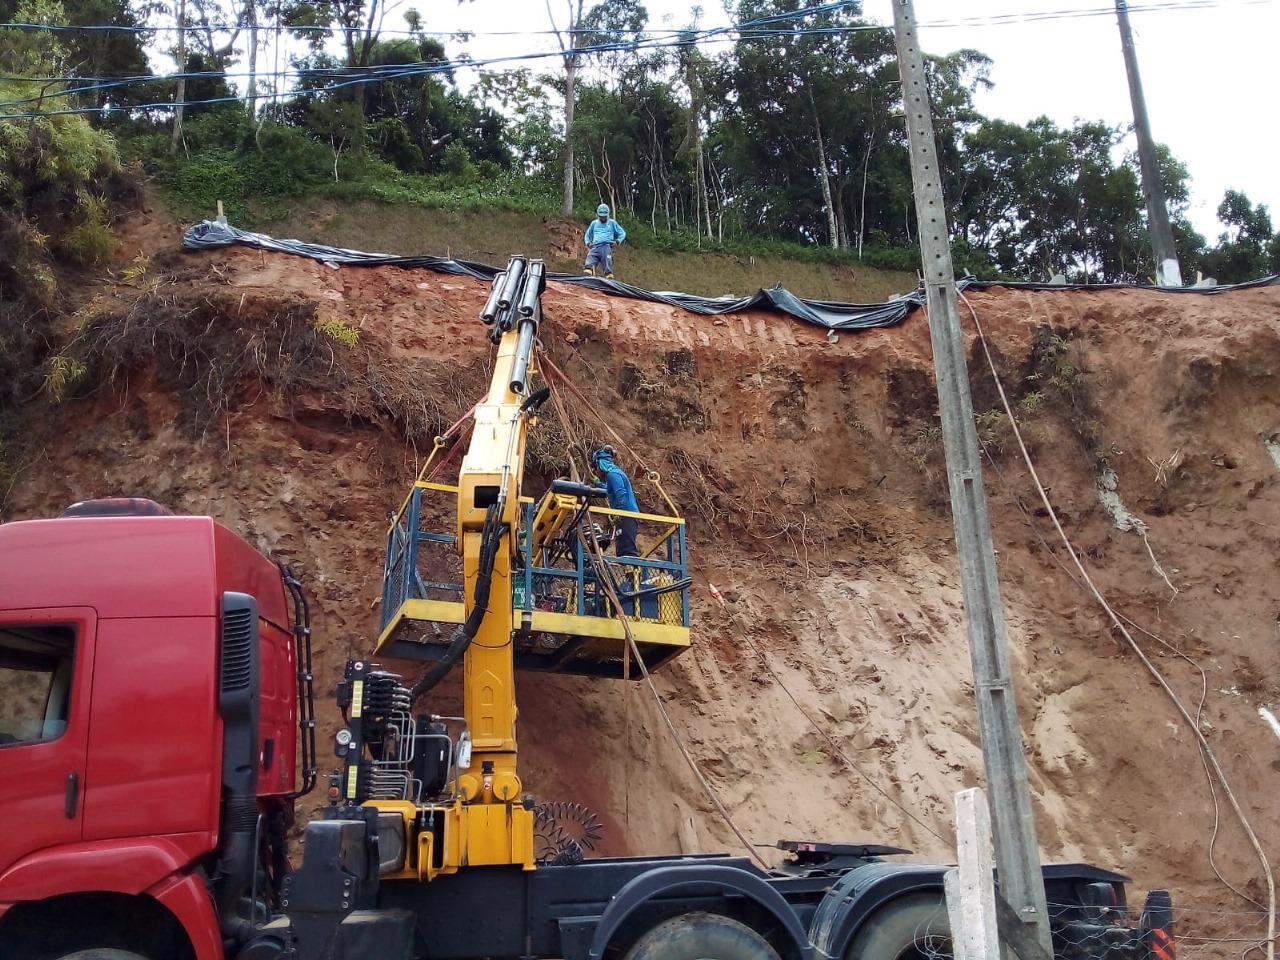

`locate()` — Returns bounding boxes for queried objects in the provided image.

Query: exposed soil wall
[9,227,1280,957]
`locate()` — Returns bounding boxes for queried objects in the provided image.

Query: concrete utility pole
[1115,0,1183,287]
[888,3,1054,957]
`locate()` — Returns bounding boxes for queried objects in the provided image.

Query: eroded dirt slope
[10,226,1280,956]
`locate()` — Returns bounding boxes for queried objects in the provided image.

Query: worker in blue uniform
[583,204,626,278]
[591,445,638,558]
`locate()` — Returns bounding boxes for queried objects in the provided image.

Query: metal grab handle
[65,772,79,819]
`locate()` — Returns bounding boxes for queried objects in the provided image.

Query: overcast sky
[895,0,1279,241]
[428,0,1277,241]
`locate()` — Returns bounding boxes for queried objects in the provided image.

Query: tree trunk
[561,53,576,216]
[271,0,282,120]
[246,0,257,117]
[710,160,727,242]
[807,87,838,248]
[858,128,875,259]
[598,139,617,215]
[699,145,712,240]
[170,0,187,154]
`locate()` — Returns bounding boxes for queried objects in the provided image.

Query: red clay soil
[10,223,1280,958]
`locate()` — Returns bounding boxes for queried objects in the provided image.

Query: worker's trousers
[585,242,615,276]
[615,517,638,559]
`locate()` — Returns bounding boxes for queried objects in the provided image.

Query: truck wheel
[56,951,150,960]
[844,894,952,960]
[624,912,780,960]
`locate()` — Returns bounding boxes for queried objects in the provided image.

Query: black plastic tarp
[182,220,916,331]
[182,220,1280,332]
[956,274,1280,296]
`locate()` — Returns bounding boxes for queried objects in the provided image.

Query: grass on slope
[256,200,919,303]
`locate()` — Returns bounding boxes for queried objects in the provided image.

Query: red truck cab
[0,502,313,960]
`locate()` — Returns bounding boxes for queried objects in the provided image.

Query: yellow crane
[344,257,691,877]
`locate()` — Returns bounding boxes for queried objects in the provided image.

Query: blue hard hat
[597,204,610,218]
[591,445,615,466]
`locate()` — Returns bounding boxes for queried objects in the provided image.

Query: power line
[0,5,877,116]
[2,0,1274,118]
[0,0,1271,38]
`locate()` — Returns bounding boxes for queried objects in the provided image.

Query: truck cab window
[0,625,75,746]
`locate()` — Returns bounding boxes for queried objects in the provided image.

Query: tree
[0,0,156,115]
[477,69,559,177]
[1198,190,1275,283]
[1,0,122,302]
[576,0,649,87]
[953,117,1154,281]
[713,0,903,248]
[283,0,472,146]
[545,0,586,215]
[675,29,715,240]
[289,38,509,176]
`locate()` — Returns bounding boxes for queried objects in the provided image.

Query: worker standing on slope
[591,445,638,558]
[583,204,625,279]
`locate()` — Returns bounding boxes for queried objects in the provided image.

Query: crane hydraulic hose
[409,501,505,702]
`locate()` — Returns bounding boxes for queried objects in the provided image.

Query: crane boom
[453,262,545,835]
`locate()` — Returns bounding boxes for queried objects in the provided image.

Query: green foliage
[146,119,333,222]
[314,317,360,346]
[44,354,87,400]
[477,69,560,174]
[1028,327,1107,462]
[620,216,923,273]
[9,0,1254,291]
[953,117,1151,281]
[441,141,477,181]
[63,194,118,265]
[911,423,943,473]
[1,0,123,350]
[321,165,561,214]
[156,148,249,221]
[974,408,1007,452]
[1195,189,1276,283]
[368,117,425,173]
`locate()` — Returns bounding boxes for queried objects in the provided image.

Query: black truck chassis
[274,814,1174,960]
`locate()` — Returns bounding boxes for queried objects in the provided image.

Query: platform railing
[381,481,463,632]
[514,502,690,628]
[381,482,690,633]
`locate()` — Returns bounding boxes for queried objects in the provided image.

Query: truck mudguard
[585,864,813,960]
[808,862,947,960]
[150,870,227,960]
[0,834,210,902]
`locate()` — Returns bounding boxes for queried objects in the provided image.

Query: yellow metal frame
[378,599,690,655]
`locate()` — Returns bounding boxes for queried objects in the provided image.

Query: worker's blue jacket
[584,218,626,246]
[596,458,639,513]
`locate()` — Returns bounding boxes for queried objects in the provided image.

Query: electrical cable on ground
[539,354,654,475]
[544,337,950,863]
[969,363,1273,946]
[957,289,1276,960]
[579,531,771,871]
[1116,610,1262,910]
[538,360,634,830]
[535,340,765,868]
[978,433,1261,912]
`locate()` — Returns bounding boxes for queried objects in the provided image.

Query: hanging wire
[4,0,1273,116]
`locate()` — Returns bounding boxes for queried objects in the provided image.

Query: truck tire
[56,951,150,960]
[624,912,781,960]
[844,894,952,960]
